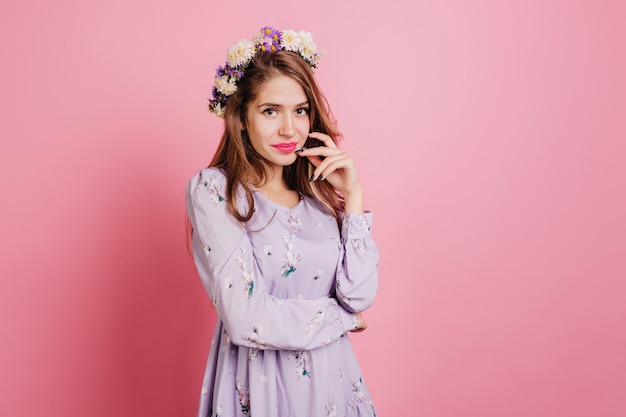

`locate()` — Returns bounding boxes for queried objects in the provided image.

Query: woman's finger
[308,131,338,149]
[297,144,344,169]
[314,153,352,178]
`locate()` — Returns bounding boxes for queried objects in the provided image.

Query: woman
[187,26,379,417]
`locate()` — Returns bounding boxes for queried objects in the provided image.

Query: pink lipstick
[272,142,298,153]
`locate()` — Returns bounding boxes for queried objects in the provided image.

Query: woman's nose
[279,115,295,137]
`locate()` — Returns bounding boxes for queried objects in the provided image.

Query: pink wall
[1,1,625,416]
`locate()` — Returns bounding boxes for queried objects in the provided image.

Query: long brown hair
[210,50,344,223]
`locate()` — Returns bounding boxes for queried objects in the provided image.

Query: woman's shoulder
[188,167,227,190]
[188,167,250,213]
[187,167,229,203]
[190,166,226,182]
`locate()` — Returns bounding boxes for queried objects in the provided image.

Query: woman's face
[244,75,310,173]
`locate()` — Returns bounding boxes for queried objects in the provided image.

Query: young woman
[186,26,379,417]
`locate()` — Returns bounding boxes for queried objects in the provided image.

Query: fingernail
[295,147,306,153]
[309,174,315,182]
[317,175,324,181]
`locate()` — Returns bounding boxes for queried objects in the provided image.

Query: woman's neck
[257,167,300,208]
[259,167,291,194]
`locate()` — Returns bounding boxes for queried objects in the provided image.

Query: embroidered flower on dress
[351,314,360,330]
[242,323,266,349]
[263,243,272,255]
[335,270,353,308]
[281,234,302,277]
[342,213,371,232]
[305,311,324,335]
[342,296,353,307]
[224,276,233,289]
[351,239,366,253]
[260,375,268,384]
[325,400,337,417]
[235,381,251,415]
[236,248,255,298]
[350,377,366,403]
[197,176,225,207]
[288,350,312,380]
[359,215,371,232]
[197,237,211,254]
[220,328,231,352]
[248,348,259,361]
[313,267,324,280]
[287,209,302,231]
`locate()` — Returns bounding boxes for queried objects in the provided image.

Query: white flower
[214,75,238,96]
[213,103,225,118]
[227,39,255,67]
[281,29,301,51]
[310,51,323,68]
[299,30,314,47]
[298,30,317,60]
[252,30,266,44]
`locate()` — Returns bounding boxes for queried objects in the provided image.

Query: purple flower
[258,26,282,52]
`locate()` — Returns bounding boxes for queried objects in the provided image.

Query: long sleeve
[186,168,358,351]
[335,212,379,313]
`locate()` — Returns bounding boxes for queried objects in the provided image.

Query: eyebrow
[256,101,310,108]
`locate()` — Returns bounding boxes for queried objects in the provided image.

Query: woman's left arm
[335,211,379,313]
[298,132,379,313]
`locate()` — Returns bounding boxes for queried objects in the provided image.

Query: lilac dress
[186,168,379,417]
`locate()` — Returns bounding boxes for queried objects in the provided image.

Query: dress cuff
[338,308,360,332]
[340,211,373,240]
[329,298,359,333]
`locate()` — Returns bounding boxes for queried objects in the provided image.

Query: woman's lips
[272,142,298,153]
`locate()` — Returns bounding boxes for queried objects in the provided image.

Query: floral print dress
[187,168,379,417]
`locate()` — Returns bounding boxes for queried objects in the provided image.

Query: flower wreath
[208,26,323,118]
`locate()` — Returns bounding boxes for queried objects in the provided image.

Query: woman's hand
[296,132,364,214]
[351,312,368,333]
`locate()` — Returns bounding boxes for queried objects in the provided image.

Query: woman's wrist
[342,185,364,214]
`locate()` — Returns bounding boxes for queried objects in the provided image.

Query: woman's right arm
[187,169,359,351]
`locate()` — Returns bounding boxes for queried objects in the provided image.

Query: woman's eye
[263,108,277,116]
[296,108,309,115]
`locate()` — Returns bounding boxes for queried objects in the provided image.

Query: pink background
[1,1,625,416]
